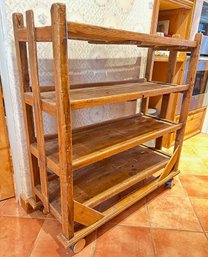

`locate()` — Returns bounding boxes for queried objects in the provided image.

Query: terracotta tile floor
[1,133,208,257]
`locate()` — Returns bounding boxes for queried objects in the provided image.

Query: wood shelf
[24,81,189,115]
[30,114,181,173]
[13,3,201,251]
[17,21,196,51]
[43,145,170,215]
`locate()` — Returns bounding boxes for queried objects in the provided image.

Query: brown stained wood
[30,114,182,171]
[26,10,49,212]
[58,170,179,249]
[71,239,86,254]
[46,145,169,211]
[156,50,178,149]
[16,21,197,50]
[51,3,74,239]
[12,13,40,200]
[0,83,14,200]
[39,78,146,92]
[141,97,149,114]
[74,201,104,226]
[174,33,203,169]
[142,0,159,116]
[159,147,179,181]
[12,3,200,251]
[24,81,189,115]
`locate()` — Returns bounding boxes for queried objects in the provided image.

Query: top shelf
[18,21,197,51]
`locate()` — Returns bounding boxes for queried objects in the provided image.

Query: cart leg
[70,239,86,253]
[165,178,174,189]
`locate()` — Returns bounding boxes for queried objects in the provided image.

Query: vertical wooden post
[51,3,74,239]
[155,50,178,149]
[26,11,49,213]
[141,49,155,114]
[141,0,160,114]
[174,33,202,170]
[12,13,40,200]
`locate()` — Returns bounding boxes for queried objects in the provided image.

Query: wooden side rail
[12,2,202,252]
[16,21,196,51]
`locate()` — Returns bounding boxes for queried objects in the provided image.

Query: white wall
[0,0,153,199]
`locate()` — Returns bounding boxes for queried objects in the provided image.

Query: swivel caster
[165,179,174,189]
[70,239,86,253]
[42,208,49,215]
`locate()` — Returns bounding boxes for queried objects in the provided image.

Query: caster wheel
[43,208,49,215]
[70,239,86,254]
[165,179,174,189]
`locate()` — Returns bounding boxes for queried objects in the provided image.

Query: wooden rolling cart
[13,3,201,253]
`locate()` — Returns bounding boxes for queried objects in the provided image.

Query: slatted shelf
[24,81,189,115]
[17,21,197,51]
[30,114,181,174]
[41,145,170,216]
[13,3,202,251]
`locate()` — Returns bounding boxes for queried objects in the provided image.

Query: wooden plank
[12,13,40,201]
[174,33,203,170]
[39,145,170,213]
[30,115,182,172]
[16,21,196,49]
[58,170,179,249]
[83,158,168,208]
[38,78,146,92]
[156,50,178,149]
[0,83,14,200]
[24,82,189,114]
[26,10,49,213]
[159,147,179,181]
[74,201,104,226]
[51,3,74,239]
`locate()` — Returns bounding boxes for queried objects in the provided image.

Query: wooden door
[0,80,14,200]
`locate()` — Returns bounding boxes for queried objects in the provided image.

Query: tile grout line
[27,219,45,257]
[0,213,56,220]
[146,200,157,257]
[105,222,207,234]
[0,199,8,209]
[178,175,208,240]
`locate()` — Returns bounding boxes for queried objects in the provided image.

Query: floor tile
[30,219,96,257]
[107,198,150,227]
[94,225,154,257]
[0,198,53,219]
[192,146,208,167]
[180,145,196,159]
[147,195,201,231]
[0,216,43,257]
[180,175,208,197]
[152,228,208,257]
[179,157,208,175]
[183,133,208,147]
[190,198,208,232]
[0,200,7,208]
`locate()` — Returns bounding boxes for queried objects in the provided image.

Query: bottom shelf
[41,145,171,220]
[34,144,180,249]
[58,169,179,248]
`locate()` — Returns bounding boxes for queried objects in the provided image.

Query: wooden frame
[146,0,202,148]
[0,80,14,200]
[12,3,201,252]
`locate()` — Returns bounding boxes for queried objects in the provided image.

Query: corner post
[51,3,74,239]
[12,13,40,201]
[174,33,202,170]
